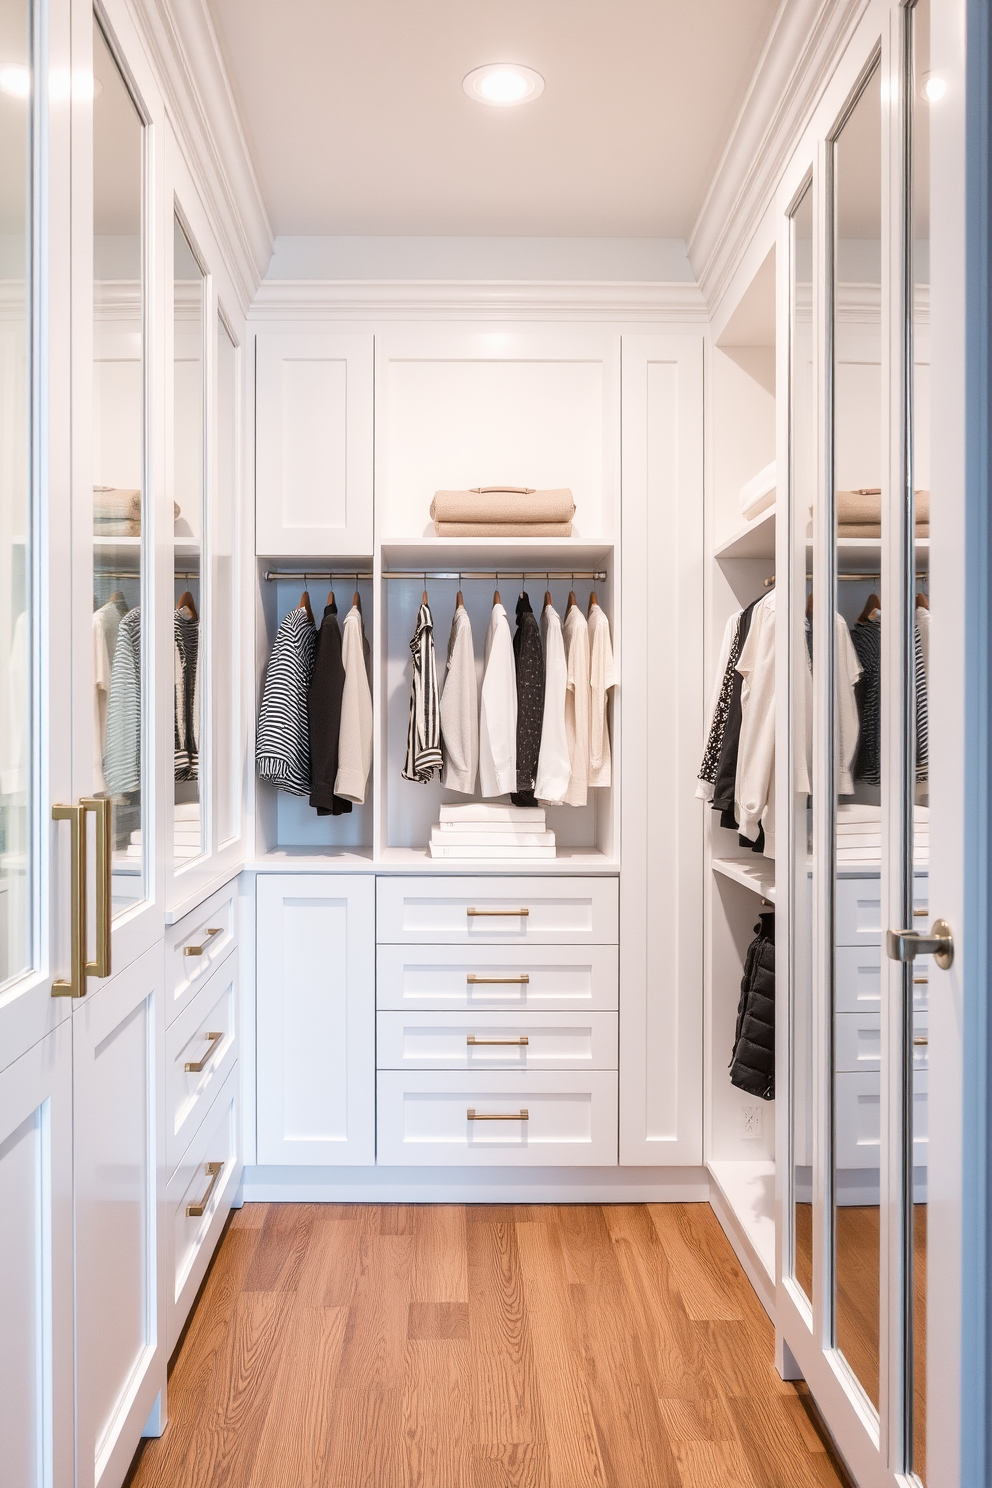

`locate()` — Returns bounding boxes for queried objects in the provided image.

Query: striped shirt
[104,606,142,795]
[402,601,443,783]
[257,606,317,795]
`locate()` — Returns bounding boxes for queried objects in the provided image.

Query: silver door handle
[886,919,954,971]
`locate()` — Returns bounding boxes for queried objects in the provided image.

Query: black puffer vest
[730,910,775,1100]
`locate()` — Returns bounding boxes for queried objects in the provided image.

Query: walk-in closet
[2,0,991,1485]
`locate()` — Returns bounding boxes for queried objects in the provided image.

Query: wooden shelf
[713,506,775,561]
[712,857,775,901]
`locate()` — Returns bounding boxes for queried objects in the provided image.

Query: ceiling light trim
[463,63,545,108]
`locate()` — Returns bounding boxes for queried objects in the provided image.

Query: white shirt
[735,591,777,844]
[587,602,616,788]
[794,612,862,798]
[562,604,591,807]
[439,604,479,795]
[335,604,374,804]
[535,603,570,804]
[478,602,517,797]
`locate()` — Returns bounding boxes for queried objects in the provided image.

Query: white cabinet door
[0,1022,74,1488]
[254,330,373,556]
[256,874,375,1164]
[73,942,166,1488]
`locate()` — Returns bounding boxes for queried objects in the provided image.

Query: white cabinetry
[254,330,374,556]
[256,874,375,1164]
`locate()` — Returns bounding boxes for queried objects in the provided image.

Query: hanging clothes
[794,611,862,798]
[439,603,478,795]
[914,622,929,783]
[1,611,29,796]
[710,597,760,826]
[587,600,616,789]
[697,609,742,801]
[257,606,316,795]
[730,911,775,1101]
[335,602,374,806]
[479,600,517,797]
[174,608,199,781]
[735,591,777,847]
[92,600,123,795]
[850,617,927,786]
[308,600,352,815]
[511,592,545,807]
[535,602,570,804]
[562,603,591,807]
[104,607,142,796]
[402,600,443,784]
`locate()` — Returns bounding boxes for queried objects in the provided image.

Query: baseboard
[239,1163,711,1204]
[707,1165,777,1319]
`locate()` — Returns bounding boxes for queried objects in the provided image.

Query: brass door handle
[466,907,530,918]
[186,1160,224,1217]
[467,1035,529,1047]
[52,804,86,997]
[82,796,112,978]
[886,919,954,970]
[184,927,223,957]
[467,974,530,985]
[185,1031,223,1073]
[467,1109,529,1121]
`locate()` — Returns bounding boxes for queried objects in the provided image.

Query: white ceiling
[207,0,780,241]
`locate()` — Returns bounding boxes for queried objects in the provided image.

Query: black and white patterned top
[257,606,317,795]
[174,609,199,781]
[104,606,142,795]
[851,617,928,785]
[512,592,546,800]
[402,601,443,783]
[698,611,743,787]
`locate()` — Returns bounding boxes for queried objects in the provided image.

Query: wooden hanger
[566,577,577,611]
[544,589,553,608]
[297,589,314,623]
[456,589,464,608]
[177,589,198,622]
[326,588,336,608]
[587,589,599,614]
[857,592,881,624]
[916,590,930,610]
[353,577,362,612]
[493,587,501,606]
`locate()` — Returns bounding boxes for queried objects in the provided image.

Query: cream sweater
[439,605,479,794]
[562,605,591,807]
[334,604,373,804]
[479,602,517,797]
[535,604,570,804]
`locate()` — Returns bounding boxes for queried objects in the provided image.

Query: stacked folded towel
[834,803,929,865]
[836,488,930,538]
[428,802,556,859]
[430,487,575,538]
[94,485,142,536]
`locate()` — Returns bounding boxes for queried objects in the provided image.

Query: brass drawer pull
[467,1035,529,1047]
[467,907,530,918]
[913,908,928,917]
[184,927,223,957]
[467,973,530,985]
[913,1036,929,1046]
[186,1160,223,1217]
[185,1031,223,1073]
[913,977,929,985]
[467,1109,529,1121]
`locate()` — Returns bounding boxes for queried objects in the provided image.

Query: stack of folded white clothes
[127,801,202,861]
[430,486,575,538]
[834,803,928,865]
[428,802,556,859]
[836,488,930,538]
[740,461,776,522]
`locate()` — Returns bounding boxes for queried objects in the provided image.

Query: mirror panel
[214,314,239,847]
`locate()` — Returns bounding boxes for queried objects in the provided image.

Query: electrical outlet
[741,1105,763,1139]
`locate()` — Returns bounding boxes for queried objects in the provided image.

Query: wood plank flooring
[129,1202,852,1488]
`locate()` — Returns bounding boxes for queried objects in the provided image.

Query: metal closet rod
[96,568,197,580]
[765,572,929,587]
[263,569,608,583]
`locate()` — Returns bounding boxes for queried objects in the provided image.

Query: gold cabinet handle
[913,907,928,917]
[185,1031,223,1074]
[466,907,530,918]
[184,927,223,957]
[52,804,86,997]
[468,1109,529,1121]
[913,1036,929,1046]
[913,977,929,985]
[467,1035,529,1046]
[467,973,530,985]
[82,796,112,978]
[186,1161,224,1217]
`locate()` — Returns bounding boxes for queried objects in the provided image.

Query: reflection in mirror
[832,59,882,1412]
[215,315,239,846]
[92,17,145,914]
[173,216,205,865]
[789,180,814,1306]
[0,0,32,984]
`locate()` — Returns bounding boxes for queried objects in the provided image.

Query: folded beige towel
[94,518,141,536]
[431,487,575,525]
[837,522,929,538]
[836,488,930,524]
[94,485,141,522]
[435,520,574,538]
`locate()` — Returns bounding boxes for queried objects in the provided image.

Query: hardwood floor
[130,1202,852,1488]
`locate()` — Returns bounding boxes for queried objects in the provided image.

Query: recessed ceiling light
[463,63,544,108]
[0,64,30,98]
[924,74,946,102]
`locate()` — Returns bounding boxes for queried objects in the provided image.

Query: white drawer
[376,876,618,944]
[835,1070,928,1170]
[376,1011,618,1071]
[167,880,239,1023]
[835,946,929,1013]
[166,1062,240,1353]
[834,1011,928,1073]
[376,1070,618,1166]
[834,874,928,948]
[376,943,618,1011]
[165,952,238,1175]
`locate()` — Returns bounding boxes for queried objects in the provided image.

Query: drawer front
[165,953,238,1174]
[834,1011,928,1073]
[376,1070,618,1166]
[835,947,929,1013]
[168,880,239,1022]
[835,874,928,948]
[166,1062,240,1352]
[835,1070,928,1170]
[376,944,618,1011]
[376,1011,618,1071]
[376,876,618,944]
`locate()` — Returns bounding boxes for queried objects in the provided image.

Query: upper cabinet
[254,330,373,557]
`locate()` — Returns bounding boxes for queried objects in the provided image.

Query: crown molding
[688,0,869,312]
[249,278,708,324]
[129,0,274,314]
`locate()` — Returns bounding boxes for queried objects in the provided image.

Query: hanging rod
[263,569,608,583]
[263,569,372,582]
[95,568,198,581]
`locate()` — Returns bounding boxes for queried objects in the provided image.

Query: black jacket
[730,911,775,1100]
[307,601,352,816]
[512,592,545,806]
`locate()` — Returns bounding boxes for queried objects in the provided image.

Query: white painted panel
[376,875,618,943]
[834,945,883,1010]
[835,1070,928,1169]
[93,359,142,489]
[167,879,238,1023]
[375,942,619,1010]
[165,953,238,1174]
[835,871,928,946]
[376,1010,618,1070]
[834,1012,928,1073]
[280,356,347,530]
[376,1070,618,1165]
